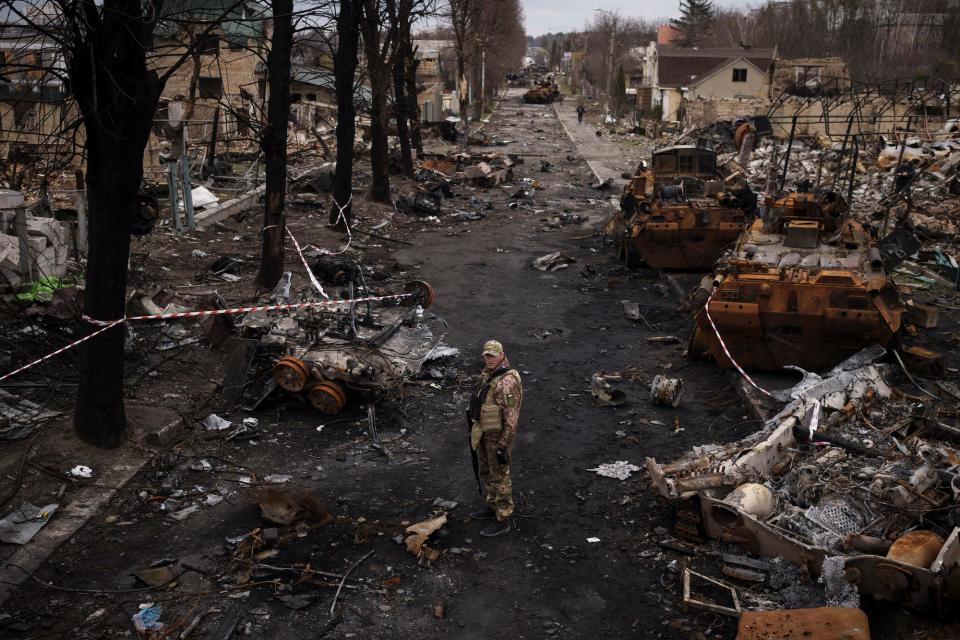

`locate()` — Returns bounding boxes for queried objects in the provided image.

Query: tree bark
[256,0,294,289]
[362,0,393,204]
[390,1,414,177]
[392,56,414,176]
[331,0,361,227]
[68,2,163,447]
[405,47,423,153]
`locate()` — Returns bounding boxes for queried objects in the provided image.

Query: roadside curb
[0,445,152,607]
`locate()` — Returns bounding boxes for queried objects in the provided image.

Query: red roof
[657,46,775,88]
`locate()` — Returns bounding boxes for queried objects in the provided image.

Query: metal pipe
[778,112,798,193]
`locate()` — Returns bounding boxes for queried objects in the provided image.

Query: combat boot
[470,506,495,520]
[480,518,511,537]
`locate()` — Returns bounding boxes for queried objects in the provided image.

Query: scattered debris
[588,461,641,480]
[591,372,628,406]
[650,375,683,407]
[0,503,58,544]
[68,465,93,478]
[405,513,447,563]
[682,568,741,618]
[532,252,576,271]
[131,604,164,634]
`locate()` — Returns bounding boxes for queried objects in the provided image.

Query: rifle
[466,410,482,495]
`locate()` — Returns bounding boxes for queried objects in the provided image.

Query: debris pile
[0,190,71,288]
[647,347,960,614]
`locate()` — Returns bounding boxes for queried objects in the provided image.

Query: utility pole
[594,7,616,113]
[607,23,616,111]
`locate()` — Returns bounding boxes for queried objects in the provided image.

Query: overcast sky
[524,0,759,38]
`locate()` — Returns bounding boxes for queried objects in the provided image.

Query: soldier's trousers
[477,436,513,520]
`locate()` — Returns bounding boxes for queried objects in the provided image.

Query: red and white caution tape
[0,319,124,384]
[285,226,328,299]
[284,195,354,297]
[310,195,354,257]
[703,286,774,398]
[1,292,411,383]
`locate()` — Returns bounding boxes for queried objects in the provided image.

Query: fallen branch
[330,549,375,616]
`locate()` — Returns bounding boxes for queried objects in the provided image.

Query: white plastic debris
[242,417,259,428]
[586,537,601,543]
[169,505,199,521]
[588,461,641,480]
[186,186,219,210]
[264,474,291,484]
[189,459,212,472]
[69,465,93,478]
[202,414,233,431]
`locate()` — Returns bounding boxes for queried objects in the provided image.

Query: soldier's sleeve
[493,375,522,449]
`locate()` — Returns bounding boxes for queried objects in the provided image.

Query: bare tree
[256,0,294,289]
[331,0,362,226]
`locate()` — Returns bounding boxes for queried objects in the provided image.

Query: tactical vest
[478,369,522,435]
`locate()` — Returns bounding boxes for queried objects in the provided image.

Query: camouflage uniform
[473,360,522,521]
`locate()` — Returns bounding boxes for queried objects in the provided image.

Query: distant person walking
[576,104,585,125]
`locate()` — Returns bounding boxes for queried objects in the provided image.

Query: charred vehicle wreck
[688,186,905,372]
[222,272,449,416]
[610,144,757,270]
[647,347,960,616]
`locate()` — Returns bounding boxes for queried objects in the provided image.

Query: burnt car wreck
[647,347,960,616]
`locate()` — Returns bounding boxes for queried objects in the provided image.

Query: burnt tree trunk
[390,0,414,177]
[68,1,163,447]
[362,0,393,204]
[256,0,294,289]
[331,0,361,227]
[366,66,391,202]
[405,47,423,153]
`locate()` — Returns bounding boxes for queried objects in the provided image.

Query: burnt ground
[0,88,955,639]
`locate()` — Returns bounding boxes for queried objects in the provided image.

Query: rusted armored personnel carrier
[689,190,904,371]
[523,80,560,104]
[613,145,756,270]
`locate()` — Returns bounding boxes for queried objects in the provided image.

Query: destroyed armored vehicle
[647,349,960,616]
[224,279,451,416]
[689,189,903,372]
[523,81,560,104]
[269,281,444,414]
[611,144,756,270]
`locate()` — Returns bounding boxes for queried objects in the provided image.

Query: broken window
[196,34,220,55]
[13,102,35,131]
[795,65,821,84]
[732,68,747,82]
[199,76,223,100]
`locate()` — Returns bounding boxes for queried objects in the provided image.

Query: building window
[198,76,223,99]
[795,66,821,84]
[196,34,220,55]
[732,68,747,82]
